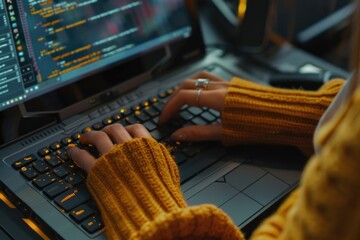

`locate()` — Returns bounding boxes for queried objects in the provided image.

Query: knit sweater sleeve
[86,138,244,240]
[222,78,344,156]
[251,88,360,240]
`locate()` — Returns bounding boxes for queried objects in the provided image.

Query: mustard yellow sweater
[86,78,360,240]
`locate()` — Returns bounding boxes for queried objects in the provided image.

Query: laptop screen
[0,0,203,112]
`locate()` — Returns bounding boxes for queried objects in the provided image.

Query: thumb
[170,124,222,142]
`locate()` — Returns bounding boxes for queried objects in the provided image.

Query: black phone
[209,0,273,53]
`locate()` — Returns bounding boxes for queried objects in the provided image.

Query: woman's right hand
[159,72,230,142]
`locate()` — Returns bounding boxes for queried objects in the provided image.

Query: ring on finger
[194,78,209,90]
[195,88,202,105]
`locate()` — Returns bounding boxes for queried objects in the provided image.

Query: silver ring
[195,78,209,90]
[195,89,202,105]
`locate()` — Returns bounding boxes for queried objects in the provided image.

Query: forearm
[251,88,360,240]
[221,78,344,156]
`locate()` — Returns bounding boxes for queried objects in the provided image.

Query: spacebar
[179,146,228,184]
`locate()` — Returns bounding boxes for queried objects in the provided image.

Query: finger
[179,79,229,91]
[159,89,226,124]
[192,71,229,82]
[80,131,114,154]
[125,124,153,138]
[162,73,228,122]
[67,146,96,173]
[170,124,222,142]
[102,123,132,144]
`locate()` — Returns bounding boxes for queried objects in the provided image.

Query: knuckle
[90,131,108,142]
[96,131,108,137]
[76,149,88,158]
[186,127,204,138]
[132,123,145,130]
[177,89,185,95]
[194,71,208,78]
[182,79,192,86]
[104,123,123,132]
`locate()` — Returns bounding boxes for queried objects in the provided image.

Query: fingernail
[171,132,186,141]
[66,143,78,153]
[67,143,77,148]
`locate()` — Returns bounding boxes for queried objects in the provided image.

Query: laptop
[0,0,306,239]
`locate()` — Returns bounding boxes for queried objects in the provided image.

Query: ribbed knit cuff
[221,78,344,156]
[86,138,244,239]
[134,205,244,240]
[87,138,186,239]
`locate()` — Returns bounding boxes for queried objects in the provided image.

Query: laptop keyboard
[11,84,226,236]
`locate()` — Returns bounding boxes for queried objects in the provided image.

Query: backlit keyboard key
[12,154,37,169]
[112,113,122,121]
[44,155,62,167]
[131,104,142,111]
[119,108,130,116]
[32,160,50,173]
[70,204,95,223]
[158,91,167,98]
[125,116,139,125]
[38,148,51,157]
[102,118,113,125]
[54,187,90,212]
[20,166,38,180]
[53,165,70,178]
[92,122,103,130]
[71,133,81,141]
[65,173,84,186]
[153,102,164,112]
[81,215,103,234]
[135,111,150,122]
[43,181,71,199]
[50,142,62,151]
[144,106,159,117]
[83,127,92,133]
[141,101,150,108]
[32,172,57,189]
[61,137,73,146]
[56,149,69,161]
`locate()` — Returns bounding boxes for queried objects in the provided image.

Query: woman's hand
[159,71,230,142]
[67,123,152,172]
